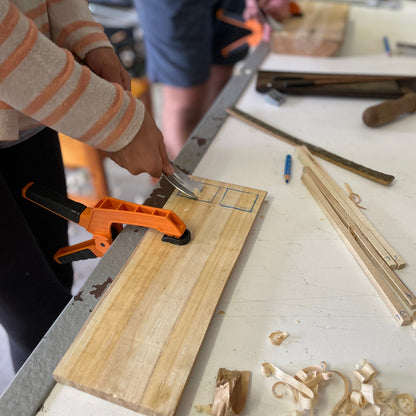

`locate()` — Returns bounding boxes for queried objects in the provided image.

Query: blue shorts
[134,0,248,87]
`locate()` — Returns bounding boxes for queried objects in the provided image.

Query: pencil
[383,36,391,57]
[284,154,292,183]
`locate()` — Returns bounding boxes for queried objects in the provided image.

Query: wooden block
[272,1,350,57]
[54,178,267,416]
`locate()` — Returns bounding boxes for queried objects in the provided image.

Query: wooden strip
[302,172,411,326]
[350,225,416,310]
[54,178,267,416]
[304,165,396,269]
[226,106,395,186]
[304,167,416,309]
[298,146,405,269]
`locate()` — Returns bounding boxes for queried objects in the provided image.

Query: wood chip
[269,331,288,345]
[211,368,250,416]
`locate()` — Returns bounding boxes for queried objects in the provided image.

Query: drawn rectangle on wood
[54,177,267,416]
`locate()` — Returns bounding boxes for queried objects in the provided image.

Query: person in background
[133,0,290,159]
[0,0,173,371]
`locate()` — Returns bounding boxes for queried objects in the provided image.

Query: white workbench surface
[40,2,416,415]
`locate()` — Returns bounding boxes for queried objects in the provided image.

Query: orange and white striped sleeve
[47,0,113,60]
[0,0,144,151]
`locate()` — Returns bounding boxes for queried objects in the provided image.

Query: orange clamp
[216,8,263,58]
[22,182,190,263]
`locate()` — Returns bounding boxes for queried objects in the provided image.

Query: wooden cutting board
[54,177,266,416]
[272,1,350,56]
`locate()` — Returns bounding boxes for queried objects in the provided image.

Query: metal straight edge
[0,41,269,416]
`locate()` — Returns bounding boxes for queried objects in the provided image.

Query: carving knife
[162,163,204,199]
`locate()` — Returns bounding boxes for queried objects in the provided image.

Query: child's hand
[105,111,174,178]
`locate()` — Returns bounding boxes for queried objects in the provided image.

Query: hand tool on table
[362,92,416,127]
[22,182,192,263]
[256,70,416,99]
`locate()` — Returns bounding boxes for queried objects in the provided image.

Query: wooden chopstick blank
[298,146,414,326]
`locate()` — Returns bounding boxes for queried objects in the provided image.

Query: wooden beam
[54,178,267,416]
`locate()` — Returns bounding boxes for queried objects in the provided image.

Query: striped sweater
[0,0,144,151]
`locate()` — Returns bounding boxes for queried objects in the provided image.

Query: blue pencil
[284,154,292,183]
[383,36,391,57]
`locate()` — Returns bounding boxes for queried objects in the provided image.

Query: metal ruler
[0,42,270,416]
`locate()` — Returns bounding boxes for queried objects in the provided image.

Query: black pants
[0,129,73,371]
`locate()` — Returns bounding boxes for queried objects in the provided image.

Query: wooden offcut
[54,178,267,416]
[272,1,350,57]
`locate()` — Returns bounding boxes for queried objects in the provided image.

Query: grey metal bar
[0,42,269,416]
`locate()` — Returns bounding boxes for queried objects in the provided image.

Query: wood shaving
[344,183,366,210]
[272,381,297,400]
[262,359,415,416]
[330,370,354,416]
[361,383,376,405]
[350,389,369,409]
[211,368,250,416]
[261,362,331,413]
[374,389,395,405]
[353,359,377,383]
[195,404,213,414]
[392,393,415,414]
[269,330,288,345]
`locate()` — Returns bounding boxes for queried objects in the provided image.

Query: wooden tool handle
[362,92,416,127]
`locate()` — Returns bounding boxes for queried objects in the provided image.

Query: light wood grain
[297,146,405,269]
[304,167,416,310]
[302,172,411,327]
[54,178,267,416]
[272,1,350,57]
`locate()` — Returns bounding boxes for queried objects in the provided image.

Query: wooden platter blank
[54,177,267,416]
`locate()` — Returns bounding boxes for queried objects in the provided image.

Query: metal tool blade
[163,163,204,199]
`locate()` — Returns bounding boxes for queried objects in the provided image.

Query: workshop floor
[0,85,163,395]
